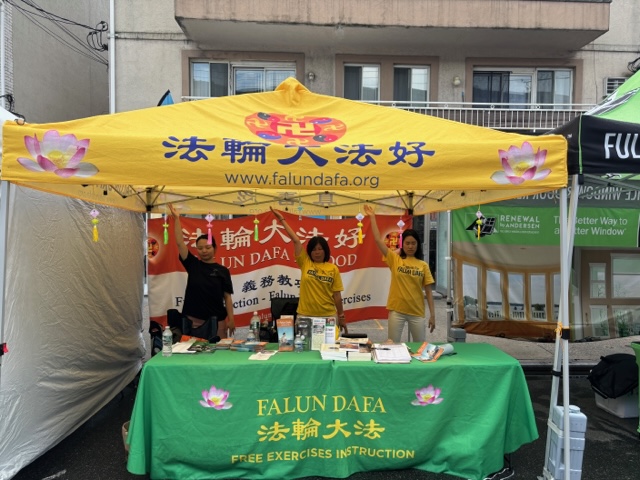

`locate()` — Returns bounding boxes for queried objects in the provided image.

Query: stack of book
[244,340,268,352]
[348,346,372,361]
[229,339,248,351]
[216,338,234,350]
[320,343,348,361]
[338,336,372,362]
[226,339,268,352]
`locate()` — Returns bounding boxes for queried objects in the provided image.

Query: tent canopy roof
[553,69,640,177]
[1,78,567,215]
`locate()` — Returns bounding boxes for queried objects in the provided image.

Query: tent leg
[540,178,581,480]
[542,329,563,477]
[0,180,11,385]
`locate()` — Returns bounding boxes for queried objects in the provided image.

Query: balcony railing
[368,101,594,132]
[183,96,593,132]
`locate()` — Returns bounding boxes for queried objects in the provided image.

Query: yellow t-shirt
[296,251,344,317]
[385,250,434,317]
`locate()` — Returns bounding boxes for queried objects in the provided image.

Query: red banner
[147,210,411,327]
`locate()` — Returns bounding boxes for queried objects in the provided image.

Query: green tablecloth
[127,343,538,480]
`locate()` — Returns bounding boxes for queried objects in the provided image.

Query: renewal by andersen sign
[453,205,640,247]
[503,183,640,208]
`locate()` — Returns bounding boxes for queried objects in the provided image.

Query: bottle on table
[250,311,260,342]
[294,333,304,353]
[246,323,256,342]
[162,326,173,357]
[295,317,311,351]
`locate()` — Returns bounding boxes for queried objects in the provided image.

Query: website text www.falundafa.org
[225,172,380,189]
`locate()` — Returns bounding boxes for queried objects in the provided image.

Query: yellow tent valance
[1,78,567,215]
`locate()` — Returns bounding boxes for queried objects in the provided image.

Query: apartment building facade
[113,0,638,133]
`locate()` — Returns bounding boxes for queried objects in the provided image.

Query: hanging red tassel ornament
[205,213,214,245]
[90,208,100,242]
[254,217,260,241]
[475,209,484,240]
[356,212,364,244]
[163,214,169,245]
[397,219,405,249]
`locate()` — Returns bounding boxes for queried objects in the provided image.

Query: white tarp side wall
[0,186,145,480]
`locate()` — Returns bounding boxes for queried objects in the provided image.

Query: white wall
[575,0,640,103]
[0,186,145,480]
[10,0,109,122]
[115,0,187,110]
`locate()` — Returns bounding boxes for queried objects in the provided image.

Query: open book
[371,343,412,364]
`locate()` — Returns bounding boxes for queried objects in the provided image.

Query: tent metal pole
[561,175,581,480]
[542,187,566,479]
[0,180,11,384]
[560,186,571,480]
[446,210,454,331]
[542,177,580,480]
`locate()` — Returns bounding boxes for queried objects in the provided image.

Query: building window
[508,273,525,320]
[190,61,296,97]
[590,305,610,337]
[529,273,547,320]
[612,254,640,298]
[486,270,503,319]
[589,263,606,298]
[344,65,380,101]
[462,263,479,319]
[612,306,640,337]
[473,68,572,107]
[393,66,429,106]
[552,273,561,321]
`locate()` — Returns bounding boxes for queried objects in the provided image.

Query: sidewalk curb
[520,361,595,376]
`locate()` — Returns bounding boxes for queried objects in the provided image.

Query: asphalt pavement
[11,297,640,480]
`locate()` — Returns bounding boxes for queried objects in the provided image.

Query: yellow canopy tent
[0,78,570,479]
[1,78,567,215]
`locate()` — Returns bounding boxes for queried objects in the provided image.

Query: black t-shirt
[180,251,233,322]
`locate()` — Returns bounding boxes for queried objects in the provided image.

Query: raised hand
[270,206,284,222]
[168,203,179,218]
[363,204,375,217]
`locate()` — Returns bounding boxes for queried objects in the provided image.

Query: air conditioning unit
[605,77,628,96]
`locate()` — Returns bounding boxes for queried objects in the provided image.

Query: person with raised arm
[270,207,348,335]
[168,203,235,340]
[364,204,435,342]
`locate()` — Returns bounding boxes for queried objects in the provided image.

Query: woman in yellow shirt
[364,204,435,342]
[271,207,348,334]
